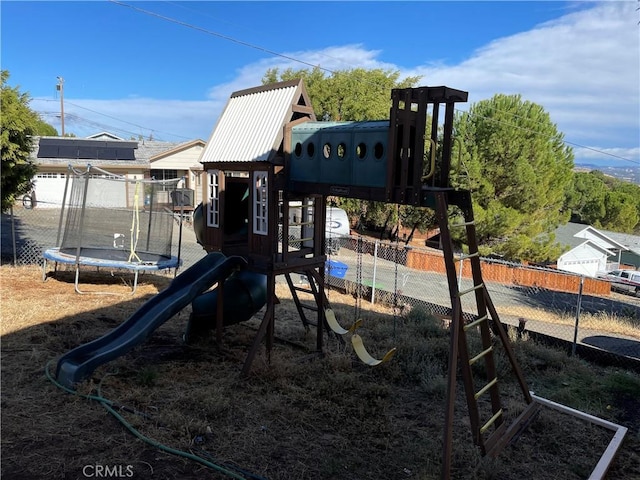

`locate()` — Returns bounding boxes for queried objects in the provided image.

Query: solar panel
[37,138,138,160]
[37,145,59,158]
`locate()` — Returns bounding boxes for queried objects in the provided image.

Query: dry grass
[1,264,639,480]
[497,304,640,339]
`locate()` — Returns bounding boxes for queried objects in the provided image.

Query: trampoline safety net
[57,165,182,264]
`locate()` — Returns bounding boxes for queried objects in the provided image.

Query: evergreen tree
[453,94,574,261]
[1,71,41,212]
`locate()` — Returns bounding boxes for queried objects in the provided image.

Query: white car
[598,269,640,297]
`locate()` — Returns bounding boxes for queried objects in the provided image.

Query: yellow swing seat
[351,333,397,366]
[325,308,362,335]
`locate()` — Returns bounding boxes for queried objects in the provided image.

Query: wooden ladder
[284,268,336,352]
[435,190,540,478]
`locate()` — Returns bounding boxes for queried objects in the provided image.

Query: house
[597,228,640,269]
[29,133,206,208]
[554,223,631,277]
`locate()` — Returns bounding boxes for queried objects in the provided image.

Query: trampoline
[42,165,184,294]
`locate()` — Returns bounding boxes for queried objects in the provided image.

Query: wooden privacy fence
[406,248,611,296]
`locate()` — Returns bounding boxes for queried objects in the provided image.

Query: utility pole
[56,76,65,136]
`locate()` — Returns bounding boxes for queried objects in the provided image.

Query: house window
[207,170,220,227]
[151,169,178,191]
[36,172,60,179]
[253,171,268,235]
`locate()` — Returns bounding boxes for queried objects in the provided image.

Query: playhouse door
[222,176,250,247]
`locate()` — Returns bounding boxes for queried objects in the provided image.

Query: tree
[264,67,422,231]
[1,71,41,212]
[264,67,420,121]
[452,94,575,261]
[34,118,57,136]
[566,171,607,226]
[602,190,638,233]
[566,171,640,233]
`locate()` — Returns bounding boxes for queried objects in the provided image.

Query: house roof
[554,222,628,251]
[199,79,316,164]
[148,139,206,164]
[597,229,640,256]
[86,132,125,141]
[31,135,192,169]
[558,240,615,260]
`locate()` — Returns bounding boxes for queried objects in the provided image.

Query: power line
[108,0,638,167]
[454,107,639,165]
[34,98,191,141]
[108,0,337,75]
[108,0,393,95]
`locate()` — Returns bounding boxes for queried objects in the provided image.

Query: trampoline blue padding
[43,248,181,294]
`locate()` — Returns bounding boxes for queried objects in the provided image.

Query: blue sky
[2,1,639,170]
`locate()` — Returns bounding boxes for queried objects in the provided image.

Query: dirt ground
[1,264,639,480]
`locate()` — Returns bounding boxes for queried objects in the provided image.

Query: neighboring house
[597,229,640,270]
[554,223,631,277]
[29,133,205,208]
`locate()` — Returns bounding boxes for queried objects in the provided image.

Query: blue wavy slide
[56,252,265,388]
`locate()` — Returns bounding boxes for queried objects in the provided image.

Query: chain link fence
[3,200,639,369]
[326,235,640,369]
[1,199,208,272]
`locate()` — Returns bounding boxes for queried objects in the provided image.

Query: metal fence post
[572,275,585,356]
[10,205,17,266]
[371,240,379,304]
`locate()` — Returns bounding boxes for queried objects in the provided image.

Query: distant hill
[575,163,639,184]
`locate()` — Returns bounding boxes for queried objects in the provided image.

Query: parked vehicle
[597,269,640,297]
[286,204,350,254]
[325,207,350,254]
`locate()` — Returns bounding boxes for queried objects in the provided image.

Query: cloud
[403,1,639,163]
[31,97,223,142]
[205,1,638,166]
[205,44,395,102]
[31,1,638,169]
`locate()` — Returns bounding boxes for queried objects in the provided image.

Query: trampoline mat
[44,248,179,271]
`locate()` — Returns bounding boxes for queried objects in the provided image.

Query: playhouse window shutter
[253,171,268,235]
[207,170,220,227]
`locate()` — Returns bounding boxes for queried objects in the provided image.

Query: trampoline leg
[42,259,59,282]
[74,266,86,295]
[131,271,139,295]
[42,258,47,282]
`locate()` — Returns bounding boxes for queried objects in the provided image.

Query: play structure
[42,165,183,293]
[55,80,626,478]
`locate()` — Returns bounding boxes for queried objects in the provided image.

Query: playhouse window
[207,169,220,227]
[254,171,268,235]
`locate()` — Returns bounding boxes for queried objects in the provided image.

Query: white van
[598,269,640,297]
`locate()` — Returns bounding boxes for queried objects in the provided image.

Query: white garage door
[32,173,69,208]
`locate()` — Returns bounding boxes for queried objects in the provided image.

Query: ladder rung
[292,286,314,294]
[454,252,480,262]
[464,315,489,332]
[469,346,493,366]
[480,409,503,434]
[475,377,499,400]
[451,220,475,228]
[458,283,484,297]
